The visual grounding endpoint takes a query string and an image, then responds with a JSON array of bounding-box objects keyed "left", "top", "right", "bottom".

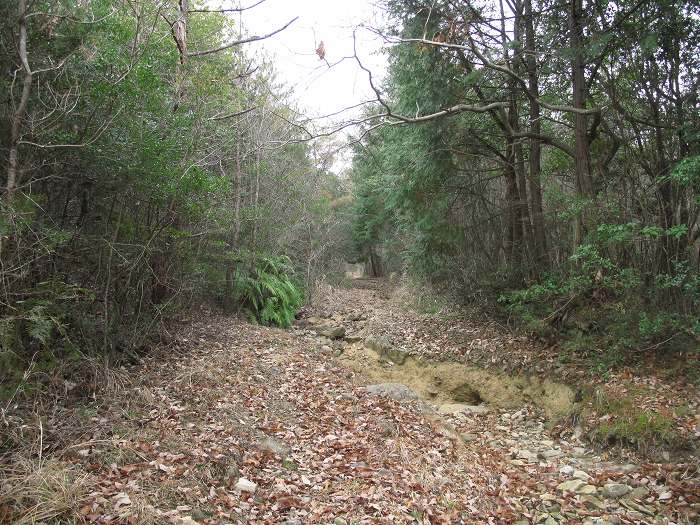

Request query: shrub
[{"left": 231, "top": 254, "right": 304, "bottom": 328}]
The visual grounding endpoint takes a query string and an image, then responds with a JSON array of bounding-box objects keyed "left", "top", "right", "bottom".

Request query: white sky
[{"left": 238, "top": 0, "right": 389, "bottom": 127}]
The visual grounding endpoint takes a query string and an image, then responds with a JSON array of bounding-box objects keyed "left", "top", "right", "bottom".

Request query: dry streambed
[{"left": 296, "top": 307, "right": 699, "bottom": 525}]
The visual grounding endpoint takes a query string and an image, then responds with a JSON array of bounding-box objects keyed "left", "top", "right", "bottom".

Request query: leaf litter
[{"left": 1, "top": 281, "right": 698, "bottom": 524}]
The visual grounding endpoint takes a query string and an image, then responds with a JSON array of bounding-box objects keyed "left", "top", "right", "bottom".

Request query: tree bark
[
  {"left": 6, "top": 0, "right": 33, "bottom": 201},
  {"left": 524, "top": 0, "right": 548, "bottom": 266},
  {"left": 570, "top": 0, "right": 594, "bottom": 249}
]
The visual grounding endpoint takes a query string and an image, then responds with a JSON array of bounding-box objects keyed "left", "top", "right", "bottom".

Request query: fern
[{"left": 231, "top": 254, "right": 304, "bottom": 328}]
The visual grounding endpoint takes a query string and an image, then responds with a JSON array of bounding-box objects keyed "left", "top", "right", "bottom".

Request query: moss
[
  {"left": 587, "top": 393, "right": 681, "bottom": 452},
  {"left": 593, "top": 412, "right": 678, "bottom": 449}
]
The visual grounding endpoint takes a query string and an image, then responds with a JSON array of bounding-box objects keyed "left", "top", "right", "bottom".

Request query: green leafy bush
[
  {"left": 232, "top": 254, "right": 304, "bottom": 328},
  {"left": 498, "top": 223, "right": 700, "bottom": 371}
]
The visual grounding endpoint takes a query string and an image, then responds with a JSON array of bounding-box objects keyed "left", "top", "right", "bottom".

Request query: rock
[
  {"left": 344, "top": 334, "right": 363, "bottom": 343},
  {"left": 364, "top": 383, "right": 419, "bottom": 401},
  {"left": 365, "top": 336, "right": 409, "bottom": 364},
  {"left": 437, "top": 403, "right": 489, "bottom": 415},
  {"left": 333, "top": 518, "right": 348, "bottom": 525},
  {"left": 460, "top": 433, "right": 477, "bottom": 443},
  {"left": 234, "top": 477, "right": 257, "bottom": 493},
  {"left": 602, "top": 483, "right": 632, "bottom": 499},
  {"left": 538, "top": 449, "right": 563, "bottom": 459},
  {"left": 260, "top": 437, "right": 291, "bottom": 458},
  {"left": 544, "top": 517, "right": 557, "bottom": 525},
  {"left": 516, "top": 449, "right": 538, "bottom": 462},
  {"left": 627, "top": 486, "right": 649, "bottom": 500},
  {"left": 580, "top": 495, "right": 606, "bottom": 510},
  {"left": 572, "top": 469, "right": 590, "bottom": 480},
  {"left": 316, "top": 325, "right": 346, "bottom": 339},
  {"left": 576, "top": 484, "right": 598, "bottom": 495},
  {"left": 557, "top": 479, "right": 587, "bottom": 492},
  {"left": 658, "top": 491, "right": 673, "bottom": 501},
  {"left": 559, "top": 465, "right": 575, "bottom": 476}
]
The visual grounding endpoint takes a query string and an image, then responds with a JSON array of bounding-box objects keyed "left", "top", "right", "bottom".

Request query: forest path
[{"left": 14, "top": 281, "right": 697, "bottom": 524}]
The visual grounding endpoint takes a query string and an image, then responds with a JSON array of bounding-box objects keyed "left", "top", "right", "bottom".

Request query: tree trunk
[
  {"left": 524, "top": 0, "right": 548, "bottom": 267},
  {"left": 570, "top": 0, "right": 593, "bottom": 249},
  {"left": 6, "top": 0, "right": 32, "bottom": 201}
]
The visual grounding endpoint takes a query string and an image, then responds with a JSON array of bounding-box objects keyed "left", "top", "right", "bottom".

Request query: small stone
[
  {"left": 539, "top": 449, "right": 563, "bottom": 459},
  {"left": 438, "top": 403, "right": 489, "bottom": 415},
  {"left": 260, "top": 437, "right": 291, "bottom": 458},
  {"left": 572, "top": 469, "right": 590, "bottom": 480},
  {"left": 544, "top": 517, "right": 557, "bottom": 525},
  {"left": 557, "top": 479, "right": 586, "bottom": 492},
  {"left": 627, "top": 486, "right": 649, "bottom": 500},
  {"left": 333, "top": 518, "right": 348, "bottom": 525},
  {"left": 559, "top": 465, "right": 575, "bottom": 476},
  {"left": 602, "top": 483, "right": 632, "bottom": 499},
  {"left": 576, "top": 484, "right": 598, "bottom": 495},
  {"left": 580, "top": 495, "right": 606, "bottom": 510},
  {"left": 316, "top": 325, "right": 346, "bottom": 339},
  {"left": 365, "top": 383, "right": 419, "bottom": 401},
  {"left": 658, "top": 491, "right": 673, "bottom": 501},
  {"left": 234, "top": 477, "right": 257, "bottom": 493}
]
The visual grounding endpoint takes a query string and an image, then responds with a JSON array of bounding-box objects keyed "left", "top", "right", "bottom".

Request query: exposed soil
[{"left": 339, "top": 342, "right": 576, "bottom": 421}]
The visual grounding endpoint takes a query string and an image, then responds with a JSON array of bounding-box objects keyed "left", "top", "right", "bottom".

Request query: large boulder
[{"left": 364, "top": 383, "right": 419, "bottom": 401}]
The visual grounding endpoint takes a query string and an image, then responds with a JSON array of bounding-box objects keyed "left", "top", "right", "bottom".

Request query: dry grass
[
  {"left": 0, "top": 352, "right": 135, "bottom": 524},
  {"left": 0, "top": 457, "right": 91, "bottom": 524}
]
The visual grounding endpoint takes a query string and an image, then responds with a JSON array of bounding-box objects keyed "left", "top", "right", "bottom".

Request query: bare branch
[
  {"left": 208, "top": 106, "right": 258, "bottom": 121},
  {"left": 188, "top": 0, "right": 267, "bottom": 14},
  {"left": 370, "top": 29, "right": 602, "bottom": 116},
  {"left": 189, "top": 17, "right": 298, "bottom": 57}
]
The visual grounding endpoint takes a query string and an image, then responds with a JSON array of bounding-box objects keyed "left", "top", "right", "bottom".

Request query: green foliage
[
  {"left": 232, "top": 254, "right": 304, "bottom": 328},
  {"left": 499, "top": 223, "right": 699, "bottom": 372}
]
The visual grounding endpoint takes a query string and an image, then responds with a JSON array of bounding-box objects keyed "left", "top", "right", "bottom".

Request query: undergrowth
[
  {"left": 499, "top": 229, "right": 700, "bottom": 376},
  {"left": 231, "top": 254, "right": 304, "bottom": 328},
  {"left": 585, "top": 392, "right": 682, "bottom": 453}
]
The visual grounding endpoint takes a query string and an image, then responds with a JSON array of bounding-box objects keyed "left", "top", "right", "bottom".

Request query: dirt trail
[{"left": 3, "top": 280, "right": 698, "bottom": 524}]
